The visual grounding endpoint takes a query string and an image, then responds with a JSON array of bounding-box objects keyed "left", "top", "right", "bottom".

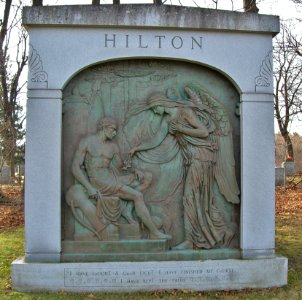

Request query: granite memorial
[{"left": 12, "top": 3, "right": 287, "bottom": 292}]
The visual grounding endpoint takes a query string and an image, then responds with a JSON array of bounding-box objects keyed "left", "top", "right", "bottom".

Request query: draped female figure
[{"left": 127, "top": 86, "right": 240, "bottom": 249}]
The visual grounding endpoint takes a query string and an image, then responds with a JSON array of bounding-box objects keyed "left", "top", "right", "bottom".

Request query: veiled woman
[{"left": 127, "top": 86, "right": 240, "bottom": 249}]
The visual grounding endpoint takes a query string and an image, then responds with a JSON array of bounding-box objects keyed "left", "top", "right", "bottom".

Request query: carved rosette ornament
[
  {"left": 28, "top": 44, "right": 48, "bottom": 84},
  {"left": 255, "top": 51, "right": 273, "bottom": 88}
]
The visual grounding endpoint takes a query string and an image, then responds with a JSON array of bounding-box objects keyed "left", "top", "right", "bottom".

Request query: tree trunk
[
  {"left": 1, "top": 0, "right": 26, "bottom": 182},
  {"left": 10, "top": 159, "right": 15, "bottom": 182},
  {"left": 282, "top": 131, "right": 294, "bottom": 160},
  {"left": 32, "top": 0, "right": 43, "bottom": 6},
  {"left": 243, "top": 0, "right": 259, "bottom": 12}
]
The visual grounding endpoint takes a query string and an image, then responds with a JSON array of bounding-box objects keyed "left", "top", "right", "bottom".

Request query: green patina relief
[{"left": 62, "top": 59, "right": 240, "bottom": 260}]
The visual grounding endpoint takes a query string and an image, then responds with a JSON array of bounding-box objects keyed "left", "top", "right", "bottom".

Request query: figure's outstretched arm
[
  {"left": 129, "top": 121, "right": 169, "bottom": 156},
  {"left": 111, "top": 143, "right": 133, "bottom": 174}
]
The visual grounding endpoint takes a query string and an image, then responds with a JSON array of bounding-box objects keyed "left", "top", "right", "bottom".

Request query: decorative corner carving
[
  {"left": 255, "top": 51, "right": 272, "bottom": 88},
  {"left": 29, "top": 44, "right": 48, "bottom": 84}
]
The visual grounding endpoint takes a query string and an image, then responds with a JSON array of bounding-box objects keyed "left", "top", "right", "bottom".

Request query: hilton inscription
[{"left": 103, "top": 34, "right": 203, "bottom": 50}]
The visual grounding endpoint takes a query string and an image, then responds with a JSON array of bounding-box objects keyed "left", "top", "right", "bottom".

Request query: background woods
[{"left": 0, "top": 0, "right": 27, "bottom": 181}]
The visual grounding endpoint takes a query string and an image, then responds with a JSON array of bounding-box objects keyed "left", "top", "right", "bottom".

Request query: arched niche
[{"left": 61, "top": 58, "right": 241, "bottom": 255}]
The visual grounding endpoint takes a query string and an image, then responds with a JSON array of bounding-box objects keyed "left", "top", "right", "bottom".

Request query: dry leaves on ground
[
  {"left": 0, "top": 205, "right": 24, "bottom": 229},
  {"left": 0, "top": 185, "right": 301, "bottom": 229},
  {"left": 275, "top": 186, "right": 302, "bottom": 216},
  {"left": 0, "top": 185, "right": 24, "bottom": 229},
  {"left": 0, "top": 185, "right": 23, "bottom": 203}
]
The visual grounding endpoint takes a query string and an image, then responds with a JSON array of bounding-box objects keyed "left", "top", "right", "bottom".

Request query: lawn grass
[{"left": 0, "top": 216, "right": 301, "bottom": 299}]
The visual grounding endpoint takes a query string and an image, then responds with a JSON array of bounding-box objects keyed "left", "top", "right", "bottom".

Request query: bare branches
[
  {"left": 274, "top": 22, "right": 302, "bottom": 159},
  {"left": 290, "top": 0, "right": 302, "bottom": 4},
  {"left": 26, "top": 0, "right": 257, "bottom": 12},
  {"left": 32, "top": 0, "right": 43, "bottom": 5},
  {"left": 287, "top": 29, "right": 302, "bottom": 57},
  {"left": 243, "top": 0, "right": 258, "bottom": 12},
  {"left": 0, "top": 0, "right": 27, "bottom": 177},
  {"left": 211, "top": 0, "right": 218, "bottom": 9}
]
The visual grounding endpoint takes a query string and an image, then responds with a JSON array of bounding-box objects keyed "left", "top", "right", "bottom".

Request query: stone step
[
  {"left": 61, "top": 248, "right": 241, "bottom": 263},
  {"left": 62, "top": 239, "right": 169, "bottom": 254}
]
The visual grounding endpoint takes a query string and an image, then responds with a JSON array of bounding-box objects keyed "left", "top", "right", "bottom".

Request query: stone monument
[
  {"left": 275, "top": 167, "right": 285, "bottom": 186},
  {"left": 12, "top": 4, "right": 287, "bottom": 292}
]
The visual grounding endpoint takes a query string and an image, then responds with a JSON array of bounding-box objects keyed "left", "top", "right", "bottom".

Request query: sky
[
  {"left": 40, "top": 0, "right": 301, "bottom": 19},
  {"left": 1, "top": 0, "right": 302, "bottom": 132},
  {"left": 39, "top": 0, "right": 302, "bottom": 133}
]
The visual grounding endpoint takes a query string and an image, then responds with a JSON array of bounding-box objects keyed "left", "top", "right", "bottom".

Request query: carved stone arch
[{"left": 62, "top": 58, "right": 241, "bottom": 251}]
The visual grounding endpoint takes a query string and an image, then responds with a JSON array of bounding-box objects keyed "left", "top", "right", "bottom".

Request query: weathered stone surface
[
  {"left": 22, "top": 4, "right": 279, "bottom": 35},
  {"left": 275, "top": 167, "right": 285, "bottom": 186},
  {"left": 12, "top": 256, "right": 288, "bottom": 292},
  {"left": 240, "top": 95, "right": 275, "bottom": 253},
  {"left": 282, "top": 161, "right": 296, "bottom": 176},
  {"left": 61, "top": 247, "right": 240, "bottom": 263},
  {"left": 0, "top": 165, "right": 11, "bottom": 184},
  {"left": 62, "top": 239, "right": 170, "bottom": 254},
  {"left": 24, "top": 94, "right": 62, "bottom": 263}
]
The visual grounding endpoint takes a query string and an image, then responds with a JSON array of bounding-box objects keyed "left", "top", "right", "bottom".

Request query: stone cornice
[{"left": 23, "top": 4, "right": 279, "bottom": 35}]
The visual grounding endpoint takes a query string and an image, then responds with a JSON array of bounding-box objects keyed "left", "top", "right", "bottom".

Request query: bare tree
[
  {"left": 0, "top": 0, "right": 27, "bottom": 179},
  {"left": 290, "top": 0, "right": 302, "bottom": 5},
  {"left": 288, "top": 33, "right": 302, "bottom": 57},
  {"left": 243, "top": 0, "right": 258, "bottom": 12},
  {"left": 31, "top": 0, "right": 260, "bottom": 11},
  {"left": 286, "top": 1, "right": 302, "bottom": 56},
  {"left": 32, "top": 0, "right": 42, "bottom": 5},
  {"left": 274, "top": 23, "right": 302, "bottom": 160}
]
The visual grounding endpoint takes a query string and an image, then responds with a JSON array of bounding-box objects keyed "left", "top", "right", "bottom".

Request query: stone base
[
  {"left": 282, "top": 161, "right": 296, "bottom": 176},
  {"left": 275, "top": 167, "right": 285, "bottom": 186},
  {"left": 12, "top": 256, "right": 287, "bottom": 292}
]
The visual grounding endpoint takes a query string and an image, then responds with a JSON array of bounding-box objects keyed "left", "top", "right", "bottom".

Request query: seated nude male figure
[{"left": 66, "top": 117, "right": 171, "bottom": 240}]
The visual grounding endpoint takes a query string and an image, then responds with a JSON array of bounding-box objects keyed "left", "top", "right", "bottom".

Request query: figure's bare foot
[
  {"left": 150, "top": 231, "right": 172, "bottom": 240},
  {"left": 172, "top": 240, "right": 193, "bottom": 250}
]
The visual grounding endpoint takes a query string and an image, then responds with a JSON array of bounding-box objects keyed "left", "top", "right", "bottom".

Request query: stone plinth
[{"left": 12, "top": 257, "right": 287, "bottom": 292}]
